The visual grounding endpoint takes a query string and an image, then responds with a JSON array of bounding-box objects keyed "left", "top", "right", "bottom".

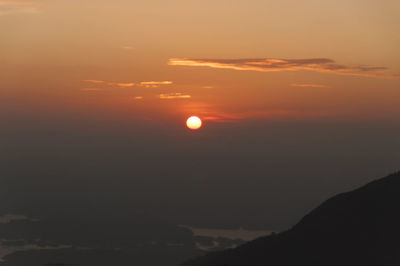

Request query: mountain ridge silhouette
[{"left": 182, "top": 171, "right": 400, "bottom": 266}]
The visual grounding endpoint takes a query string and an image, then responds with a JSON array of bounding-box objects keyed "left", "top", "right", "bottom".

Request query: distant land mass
[{"left": 183, "top": 172, "right": 400, "bottom": 266}]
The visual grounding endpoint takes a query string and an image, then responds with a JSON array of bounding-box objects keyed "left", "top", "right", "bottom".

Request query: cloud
[
  {"left": 115, "top": 82, "right": 135, "bottom": 87},
  {"left": 140, "top": 81, "right": 173, "bottom": 88},
  {"left": 0, "top": 0, "right": 41, "bottom": 16},
  {"left": 0, "top": 214, "right": 39, "bottom": 224},
  {"left": 0, "top": 243, "right": 71, "bottom": 262},
  {"left": 82, "top": 80, "right": 135, "bottom": 91},
  {"left": 134, "top": 96, "right": 143, "bottom": 100},
  {"left": 198, "top": 109, "right": 338, "bottom": 123},
  {"left": 169, "top": 58, "right": 398, "bottom": 78},
  {"left": 83, "top": 80, "right": 172, "bottom": 89},
  {"left": 141, "top": 81, "right": 173, "bottom": 85},
  {"left": 81, "top": 79, "right": 177, "bottom": 92},
  {"left": 83, "top": 80, "right": 105, "bottom": 84},
  {"left": 159, "top": 93, "right": 191, "bottom": 99},
  {"left": 290, "top": 83, "right": 329, "bottom": 88}
]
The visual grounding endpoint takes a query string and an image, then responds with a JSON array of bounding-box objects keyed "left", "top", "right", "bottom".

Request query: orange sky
[
  {"left": 1, "top": 0, "right": 400, "bottom": 128},
  {"left": 2, "top": 0, "right": 400, "bottom": 234}
]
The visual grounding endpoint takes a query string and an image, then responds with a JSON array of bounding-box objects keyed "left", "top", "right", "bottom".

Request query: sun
[{"left": 186, "top": 116, "right": 202, "bottom": 130}]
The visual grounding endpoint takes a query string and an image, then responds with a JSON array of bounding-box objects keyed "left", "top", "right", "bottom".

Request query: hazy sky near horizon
[{"left": 1, "top": 0, "right": 400, "bottom": 230}]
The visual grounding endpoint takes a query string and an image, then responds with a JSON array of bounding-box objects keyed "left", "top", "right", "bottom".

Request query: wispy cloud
[
  {"left": 82, "top": 80, "right": 135, "bottom": 91},
  {"left": 159, "top": 93, "right": 191, "bottom": 99},
  {"left": 0, "top": 0, "right": 41, "bottom": 16},
  {"left": 0, "top": 243, "right": 71, "bottom": 262},
  {"left": 140, "top": 81, "right": 173, "bottom": 88},
  {"left": 197, "top": 109, "right": 337, "bottom": 123},
  {"left": 169, "top": 58, "right": 398, "bottom": 78},
  {"left": 83, "top": 80, "right": 173, "bottom": 89},
  {"left": 290, "top": 83, "right": 329, "bottom": 88},
  {"left": 83, "top": 80, "right": 105, "bottom": 84},
  {"left": 0, "top": 214, "right": 39, "bottom": 224},
  {"left": 115, "top": 82, "right": 135, "bottom": 87},
  {"left": 141, "top": 81, "right": 173, "bottom": 85},
  {"left": 134, "top": 96, "right": 143, "bottom": 100}
]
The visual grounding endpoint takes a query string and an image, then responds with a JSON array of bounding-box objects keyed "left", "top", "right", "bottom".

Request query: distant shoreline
[{"left": 179, "top": 225, "right": 275, "bottom": 242}]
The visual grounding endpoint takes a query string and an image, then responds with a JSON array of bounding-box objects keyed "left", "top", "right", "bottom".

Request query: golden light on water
[{"left": 186, "top": 116, "right": 202, "bottom": 130}]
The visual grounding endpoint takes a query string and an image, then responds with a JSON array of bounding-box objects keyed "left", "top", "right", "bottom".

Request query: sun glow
[{"left": 186, "top": 116, "right": 202, "bottom": 130}]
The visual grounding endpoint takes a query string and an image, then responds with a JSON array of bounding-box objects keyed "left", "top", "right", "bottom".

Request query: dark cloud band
[{"left": 169, "top": 58, "right": 397, "bottom": 78}]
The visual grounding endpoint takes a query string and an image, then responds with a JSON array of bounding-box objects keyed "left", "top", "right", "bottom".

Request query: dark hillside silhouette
[{"left": 183, "top": 172, "right": 400, "bottom": 266}]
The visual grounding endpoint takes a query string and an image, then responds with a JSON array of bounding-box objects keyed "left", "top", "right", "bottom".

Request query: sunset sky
[{"left": 1, "top": 0, "right": 400, "bottom": 231}]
